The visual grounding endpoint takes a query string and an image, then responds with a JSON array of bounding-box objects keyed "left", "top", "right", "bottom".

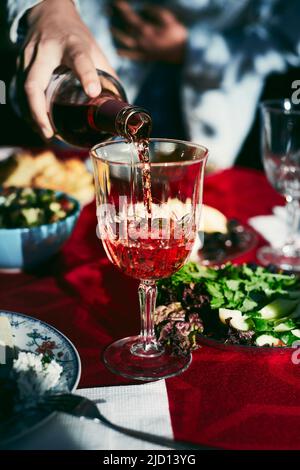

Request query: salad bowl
[{"left": 0, "top": 188, "right": 80, "bottom": 271}]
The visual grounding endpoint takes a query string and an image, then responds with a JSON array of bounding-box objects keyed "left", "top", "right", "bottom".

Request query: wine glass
[
  {"left": 258, "top": 99, "right": 300, "bottom": 271},
  {"left": 91, "top": 138, "right": 208, "bottom": 380}
]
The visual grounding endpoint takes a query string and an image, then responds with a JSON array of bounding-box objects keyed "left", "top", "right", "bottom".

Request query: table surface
[{"left": 1, "top": 166, "right": 299, "bottom": 450}]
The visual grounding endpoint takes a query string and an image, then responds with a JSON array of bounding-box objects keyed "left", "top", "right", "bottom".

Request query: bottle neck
[
  {"left": 115, "top": 105, "right": 152, "bottom": 141},
  {"left": 93, "top": 100, "right": 152, "bottom": 141}
]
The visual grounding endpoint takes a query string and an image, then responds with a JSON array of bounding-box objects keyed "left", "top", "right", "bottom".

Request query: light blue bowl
[{"left": 0, "top": 193, "right": 81, "bottom": 271}]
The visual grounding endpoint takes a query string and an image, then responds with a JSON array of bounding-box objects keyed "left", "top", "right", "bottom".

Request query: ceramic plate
[
  {"left": 190, "top": 223, "right": 258, "bottom": 266},
  {"left": 0, "top": 310, "right": 81, "bottom": 446}
]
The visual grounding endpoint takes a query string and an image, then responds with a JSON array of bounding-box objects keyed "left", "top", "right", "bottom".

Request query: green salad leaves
[{"left": 156, "top": 262, "right": 300, "bottom": 348}]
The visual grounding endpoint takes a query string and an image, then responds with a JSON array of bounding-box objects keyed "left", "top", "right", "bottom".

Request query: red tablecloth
[{"left": 1, "top": 167, "right": 299, "bottom": 450}]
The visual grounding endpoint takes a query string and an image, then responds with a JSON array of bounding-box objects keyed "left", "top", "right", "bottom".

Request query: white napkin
[
  {"left": 8, "top": 381, "right": 173, "bottom": 450},
  {"left": 249, "top": 205, "right": 300, "bottom": 249}
]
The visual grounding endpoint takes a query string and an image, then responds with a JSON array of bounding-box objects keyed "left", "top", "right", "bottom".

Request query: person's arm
[
  {"left": 182, "top": 0, "right": 300, "bottom": 168},
  {"left": 8, "top": 0, "right": 49, "bottom": 44},
  {"left": 7, "top": 0, "right": 116, "bottom": 138}
]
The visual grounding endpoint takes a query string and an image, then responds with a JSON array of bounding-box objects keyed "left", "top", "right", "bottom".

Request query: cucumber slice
[
  {"left": 255, "top": 334, "right": 281, "bottom": 347},
  {"left": 274, "top": 322, "right": 295, "bottom": 332},
  {"left": 21, "top": 207, "right": 41, "bottom": 225},
  {"left": 259, "top": 299, "right": 298, "bottom": 320},
  {"left": 219, "top": 308, "right": 237, "bottom": 325},
  {"left": 291, "top": 329, "right": 300, "bottom": 339},
  {"left": 219, "top": 308, "right": 249, "bottom": 331}
]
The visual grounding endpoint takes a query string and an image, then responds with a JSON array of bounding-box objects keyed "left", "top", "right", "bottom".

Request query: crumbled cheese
[{"left": 13, "top": 352, "right": 63, "bottom": 401}]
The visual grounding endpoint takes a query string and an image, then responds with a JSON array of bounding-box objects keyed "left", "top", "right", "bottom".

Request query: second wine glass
[{"left": 258, "top": 99, "right": 300, "bottom": 271}]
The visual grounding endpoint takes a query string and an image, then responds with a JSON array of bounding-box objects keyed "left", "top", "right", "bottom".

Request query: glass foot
[
  {"left": 257, "top": 246, "right": 300, "bottom": 272},
  {"left": 103, "top": 336, "right": 192, "bottom": 381}
]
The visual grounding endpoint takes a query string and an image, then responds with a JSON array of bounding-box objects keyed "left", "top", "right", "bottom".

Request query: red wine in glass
[{"left": 103, "top": 229, "right": 195, "bottom": 280}]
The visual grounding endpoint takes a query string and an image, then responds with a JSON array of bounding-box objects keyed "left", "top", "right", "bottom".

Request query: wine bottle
[
  {"left": 11, "top": 67, "right": 152, "bottom": 148},
  {"left": 46, "top": 68, "right": 152, "bottom": 147}
]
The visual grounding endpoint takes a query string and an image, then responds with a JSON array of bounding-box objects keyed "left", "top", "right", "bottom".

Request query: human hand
[
  {"left": 111, "top": 1, "right": 187, "bottom": 65},
  {"left": 20, "top": 0, "right": 116, "bottom": 138}
]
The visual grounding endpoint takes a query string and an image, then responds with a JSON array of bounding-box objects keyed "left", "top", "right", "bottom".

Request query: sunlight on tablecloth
[{"left": 8, "top": 380, "right": 173, "bottom": 450}]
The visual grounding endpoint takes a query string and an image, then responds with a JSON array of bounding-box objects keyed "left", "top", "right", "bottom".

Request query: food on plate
[
  {"left": 155, "top": 262, "right": 300, "bottom": 350},
  {"left": 12, "top": 352, "right": 63, "bottom": 401},
  {"left": 0, "top": 351, "right": 63, "bottom": 421},
  {"left": 0, "top": 150, "right": 94, "bottom": 205},
  {"left": 219, "top": 308, "right": 250, "bottom": 331},
  {"left": 199, "top": 205, "right": 256, "bottom": 264},
  {"left": 201, "top": 205, "right": 227, "bottom": 234},
  {"left": 0, "top": 316, "right": 63, "bottom": 422},
  {"left": 154, "top": 302, "right": 204, "bottom": 355},
  {"left": 0, "top": 187, "right": 77, "bottom": 228}
]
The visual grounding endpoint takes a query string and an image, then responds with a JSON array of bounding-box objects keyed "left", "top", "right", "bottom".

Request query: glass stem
[
  {"left": 131, "top": 280, "right": 163, "bottom": 357},
  {"left": 282, "top": 197, "right": 300, "bottom": 254}
]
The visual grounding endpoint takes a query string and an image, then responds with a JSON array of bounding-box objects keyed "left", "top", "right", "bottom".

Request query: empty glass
[{"left": 258, "top": 99, "right": 300, "bottom": 271}]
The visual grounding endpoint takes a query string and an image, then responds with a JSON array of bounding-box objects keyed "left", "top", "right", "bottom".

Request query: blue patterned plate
[{"left": 0, "top": 310, "right": 81, "bottom": 446}]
